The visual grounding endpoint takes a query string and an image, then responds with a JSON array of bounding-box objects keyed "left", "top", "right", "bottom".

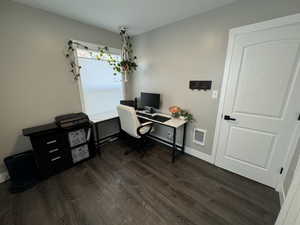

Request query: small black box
[
  {"left": 189, "top": 80, "right": 212, "bottom": 91},
  {"left": 4, "top": 151, "right": 39, "bottom": 193}
]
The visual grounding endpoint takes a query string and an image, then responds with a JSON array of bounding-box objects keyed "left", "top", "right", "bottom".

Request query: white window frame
[{"left": 72, "top": 40, "right": 125, "bottom": 120}]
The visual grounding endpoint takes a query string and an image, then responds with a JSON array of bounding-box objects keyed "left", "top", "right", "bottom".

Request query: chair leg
[
  {"left": 123, "top": 138, "right": 138, "bottom": 155},
  {"left": 140, "top": 137, "right": 148, "bottom": 158},
  {"left": 123, "top": 136, "right": 152, "bottom": 158},
  {"left": 124, "top": 148, "right": 134, "bottom": 155}
]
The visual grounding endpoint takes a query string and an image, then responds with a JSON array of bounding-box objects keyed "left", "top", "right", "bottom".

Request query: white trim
[
  {"left": 275, "top": 144, "right": 300, "bottom": 225},
  {"left": 278, "top": 180, "right": 286, "bottom": 206},
  {"left": 73, "top": 47, "right": 86, "bottom": 113},
  {"left": 211, "top": 14, "right": 236, "bottom": 164},
  {"left": 89, "top": 111, "right": 118, "bottom": 123},
  {"left": 277, "top": 124, "right": 300, "bottom": 192},
  {"left": 149, "top": 134, "right": 214, "bottom": 164},
  {"left": 0, "top": 171, "right": 9, "bottom": 183},
  {"left": 185, "top": 146, "right": 214, "bottom": 164},
  {"left": 72, "top": 39, "right": 121, "bottom": 55}
]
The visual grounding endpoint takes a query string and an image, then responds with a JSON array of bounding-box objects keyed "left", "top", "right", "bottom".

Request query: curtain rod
[{"left": 71, "top": 39, "right": 121, "bottom": 54}]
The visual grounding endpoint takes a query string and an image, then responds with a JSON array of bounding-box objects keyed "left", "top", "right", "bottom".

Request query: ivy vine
[{"left": 65, "top": 29, "right": 137, "bottom": 80}]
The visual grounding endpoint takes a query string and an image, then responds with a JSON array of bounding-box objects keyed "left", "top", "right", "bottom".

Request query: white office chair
[{"left": 117, "top": 105, "right": 153, "bottom": 156}]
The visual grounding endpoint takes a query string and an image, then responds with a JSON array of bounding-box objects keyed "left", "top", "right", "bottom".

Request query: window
[{"left": 76, "top": 47, "right": 124, "bottom": 121}]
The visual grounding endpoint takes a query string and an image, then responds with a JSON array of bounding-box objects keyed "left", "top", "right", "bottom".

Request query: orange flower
[{"left": 169, "top": 106, "right": 181, "bottom": 114}]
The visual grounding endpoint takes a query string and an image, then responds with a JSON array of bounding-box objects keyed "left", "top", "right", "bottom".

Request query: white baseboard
[
  {"left": 0, "top": 171, "right": 9, "bottom": 183},
  {"left": 149, "top": 134, "right": 214, "bottom": 164},
  {"left": 184, "top": 146, "right": 214, "bottom": 164},
  {"left": 277, "top": 181, "right": 286, "bottom": 206}
]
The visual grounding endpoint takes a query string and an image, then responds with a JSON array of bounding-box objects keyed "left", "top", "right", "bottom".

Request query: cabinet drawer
[
  {"left": 41, "top": 134, "right": 60, "bottom": 145},
  {"left": 31, "top": 133, "right": 64, "bottom": 151},
  {"left": 48, "top": 155, "right": 63, "bottom": 163},
  {"left": 35, "top": 150, "right": 72, "bottom": 178},
  {"left": 47, "top": 147, "right": 61, "bottom": 155},
  {"left": 47, "top": 153, "right": 70, "bottom": 174}
]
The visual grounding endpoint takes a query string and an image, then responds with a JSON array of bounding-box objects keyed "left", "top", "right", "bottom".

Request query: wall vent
[{"left": 193, "top": 128, "right": 206, "bottom": 146}]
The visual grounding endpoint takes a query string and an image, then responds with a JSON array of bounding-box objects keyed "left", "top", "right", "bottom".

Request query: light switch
[{"left": 212, "top": 90, "right": 218, "bottom": 99}]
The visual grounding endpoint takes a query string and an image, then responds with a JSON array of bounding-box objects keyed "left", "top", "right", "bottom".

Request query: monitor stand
[{"left": 144, "top": 106, "right": 155, "bottom": 114}]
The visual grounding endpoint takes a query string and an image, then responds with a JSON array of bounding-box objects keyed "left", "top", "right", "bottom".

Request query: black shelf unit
[{"left": 23, "top": 122, "right": 95, "bottom": 179}]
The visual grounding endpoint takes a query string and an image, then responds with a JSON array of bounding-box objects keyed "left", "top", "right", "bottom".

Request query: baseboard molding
[
  {"left": 277, "top": 181, "right": 286, "bottom": 206},
  {"left": 149, "top": 134, "right": 214, "bottom": 164},
  {"left": 0, "top": 171, "right": 9, "bottom": 183},
  {"left": 184, "top": 146, "right": 214, "bottom": 164}
]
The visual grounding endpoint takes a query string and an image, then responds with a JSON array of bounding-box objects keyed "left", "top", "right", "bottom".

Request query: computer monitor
[{"left": 141, "top": 92, "right": 160, "bottom": 109}]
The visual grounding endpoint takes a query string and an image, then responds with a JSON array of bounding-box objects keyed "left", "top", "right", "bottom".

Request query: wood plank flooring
[{"left": 0, "top": 141, "right": 280, "bottom": 225}]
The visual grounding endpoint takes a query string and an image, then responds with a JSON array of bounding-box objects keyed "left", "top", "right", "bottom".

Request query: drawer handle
[
  {"left": 51, "top": 156, "right": 61, "bottom": 162},
  {"left": 49, "top": 148, "right": 59, "bottom": 154},
  {"left": 46, "top": 140, "right": 57, "bottom": 145}
]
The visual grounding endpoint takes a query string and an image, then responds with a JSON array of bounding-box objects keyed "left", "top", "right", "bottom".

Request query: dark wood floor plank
[{"left": 0, "top": 141, "right": 280, "bottom": 225}]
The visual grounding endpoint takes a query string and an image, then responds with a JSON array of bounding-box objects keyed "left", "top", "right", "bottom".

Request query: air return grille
[{"left": 193, "top": 128, "right": 206, "bottom": 146}]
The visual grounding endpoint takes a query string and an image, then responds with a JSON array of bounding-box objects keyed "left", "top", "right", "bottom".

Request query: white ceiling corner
[{"left": 11, "top": 0, "right": 238, "bottom": 35}]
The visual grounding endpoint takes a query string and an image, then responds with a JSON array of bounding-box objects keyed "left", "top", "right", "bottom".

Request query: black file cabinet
[{"left": 23, "top": 123, "right": 95, "bottom": 179}]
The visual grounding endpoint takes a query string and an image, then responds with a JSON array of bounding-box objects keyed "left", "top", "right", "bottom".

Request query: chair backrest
[{"left": 117, "top": 105, "right": 141, "bottom": 138}]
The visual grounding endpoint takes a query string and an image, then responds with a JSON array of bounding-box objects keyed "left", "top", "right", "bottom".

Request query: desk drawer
[
  {"left": 40, "top": 133, "right": 60, "bottom": 145},
  {"left": 48, "top": 155, "right": 64, "bottom": 164},
  {"left": 31, "top": 133, "right": 65, "bottom": 151},
  {"left": 36, "top": 147, "right": 64, "bottom": 163},
  {"left": 47, "top": 153, "right": 72, "bottom": 173},
  {"left": 37, "top": 151, "right": 71, "bottom": 178},
  {"left": 47, "top": 147, "right": 60, "bottom": 154}
]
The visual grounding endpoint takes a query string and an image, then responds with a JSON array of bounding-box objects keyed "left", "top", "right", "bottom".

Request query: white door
[{"left": 215, "top": 14, "right": 300, "bottom": 188}]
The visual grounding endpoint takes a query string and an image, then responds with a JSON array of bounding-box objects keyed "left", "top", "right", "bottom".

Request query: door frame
[
  {"left": 275, "top": 147, "right": 300, "bottom": 225},
  {"left": 211, "top": 13, "right": 300, "bottom": 189}
]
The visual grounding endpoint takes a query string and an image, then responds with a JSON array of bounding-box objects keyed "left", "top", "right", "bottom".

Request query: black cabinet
[{"left": 23, "top": 123, "right": 95, "bottom": 179}]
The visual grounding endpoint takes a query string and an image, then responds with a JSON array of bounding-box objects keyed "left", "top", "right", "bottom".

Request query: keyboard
[
  {"left": 152, "top": 115, "right": 171, "bottom": 122},
  {"left": 136, "top": 112, "right": 153, "bottom": 119},
  {"left": 136, "top": 112, "right": 171, "bottom": 123}
]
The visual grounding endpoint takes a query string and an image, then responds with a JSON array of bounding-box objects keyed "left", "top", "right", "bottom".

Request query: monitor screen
[{"left": 141, "top": 92, "right": 160, "bottom": 109}]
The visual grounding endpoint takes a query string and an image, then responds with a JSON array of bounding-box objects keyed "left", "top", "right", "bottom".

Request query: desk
[
  {"left": 90, "top": 110, "right": 187, "bottom": 162},
  {"left": 136, "top": 111, "right": 187, "bottom": 162}
]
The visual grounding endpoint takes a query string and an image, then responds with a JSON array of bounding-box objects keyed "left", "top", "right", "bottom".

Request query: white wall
[
  {"left": 128, "top": 0, "right": 300, "bottom": 156},
  {"left": 0, "top": 0, "right": 121, "bottom": 172}
]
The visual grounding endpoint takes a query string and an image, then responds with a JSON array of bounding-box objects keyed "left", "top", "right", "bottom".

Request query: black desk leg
[
  {"left": 182, "top": 123, "right": 187, "bottom": 154},
  {"left": 172, "top": 127, "right": 177, "bottom": 163},
  {"left": 93, "top": 122, "right": 101, "bottom": 156}
]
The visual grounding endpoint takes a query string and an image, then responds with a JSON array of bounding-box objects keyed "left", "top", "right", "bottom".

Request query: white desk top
[
  {"left": 89, "top": 111, "right": 118, "bottom": 123},
  {"left": 89, "top": 109, "right": 187, "bottom": 128},
  {"left": 136, "top": 110, "right": 187, "bottom": 128}
]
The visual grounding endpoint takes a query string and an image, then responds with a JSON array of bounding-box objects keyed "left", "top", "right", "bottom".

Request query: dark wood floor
[{"left": 0, "top": 141, "right": 280, "bottom": 225}]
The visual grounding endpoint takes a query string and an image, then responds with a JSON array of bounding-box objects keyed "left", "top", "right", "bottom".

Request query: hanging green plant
[{"left": 65, "top": 28, "right": 137, "bottom": 81}]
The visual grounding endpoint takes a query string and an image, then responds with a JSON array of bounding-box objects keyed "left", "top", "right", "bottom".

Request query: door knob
[{"left": 224, "top": 115, "right": 236, "bottom": 121}]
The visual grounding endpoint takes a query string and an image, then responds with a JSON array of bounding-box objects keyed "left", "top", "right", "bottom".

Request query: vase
[{"left": 123, "top": 71, "right": 128, "bottom": 82}]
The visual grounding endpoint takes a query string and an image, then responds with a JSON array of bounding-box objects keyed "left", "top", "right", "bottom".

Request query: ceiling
[{"left": 12, "top": 0, "right": 237, "bottom": 35}]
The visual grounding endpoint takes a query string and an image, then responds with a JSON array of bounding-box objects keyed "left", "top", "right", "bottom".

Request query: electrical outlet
[{"left": 212, "top": 90, "right": 218, "bottom": 99}]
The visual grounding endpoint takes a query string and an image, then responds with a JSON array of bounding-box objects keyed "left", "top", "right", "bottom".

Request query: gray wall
[
  {"left": 284, "top": 138, "right": 300, "bottom": 194},
  {"left": 0, "top": 0, "right": 121, "bottom": 172},
  {"left": 128, "top": 0, "right": 300, "bottom": 155}
]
